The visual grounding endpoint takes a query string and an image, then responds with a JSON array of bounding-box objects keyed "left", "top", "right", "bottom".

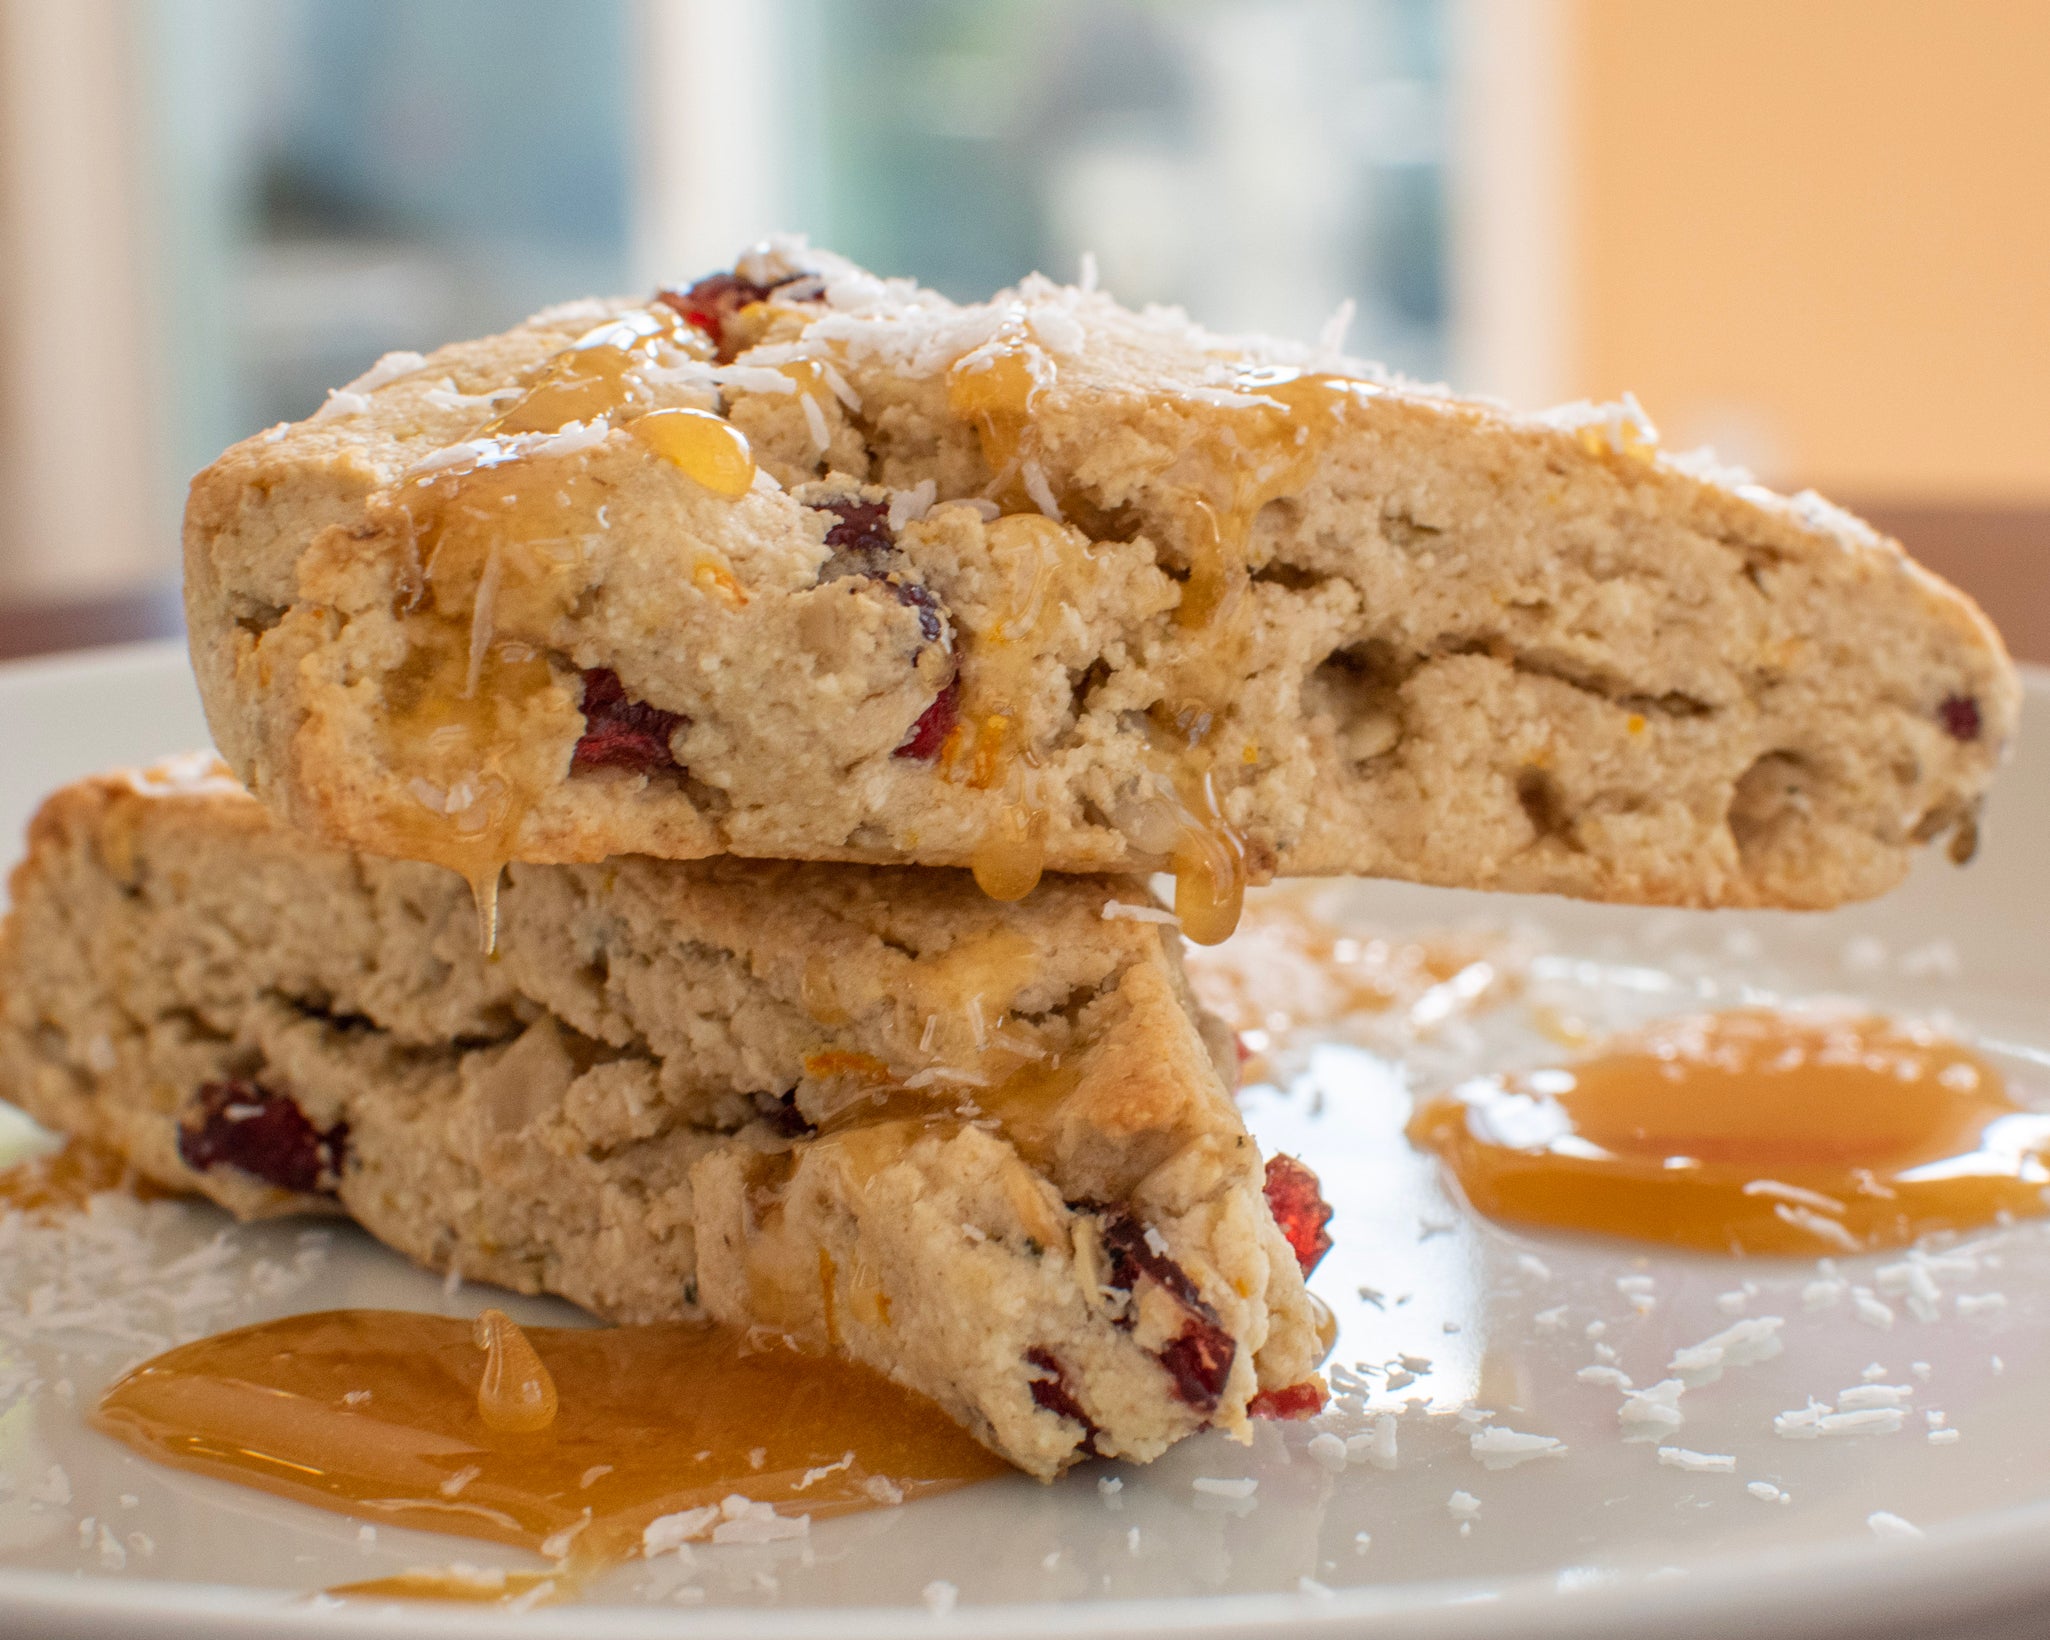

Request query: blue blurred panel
[
  {"left": 278, "top": 0, "right": 631, "bottom": 247},
  {"left": 809, "top": 0, "right": 1449, "bottom": 378}
]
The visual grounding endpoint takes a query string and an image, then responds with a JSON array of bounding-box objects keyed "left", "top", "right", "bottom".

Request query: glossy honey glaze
[
  {"left": 374, "top": 305, "right": 751, "bottom": 945},
  {"left": 1407, "top": 1009, "right": 2050, "bottom": 1255},
  {"left": 93, "top": 1308, "right": 1004, "bottom": 1576},
  {"left": 944, "top": 326, "right": 1372, "bottom": 941}
]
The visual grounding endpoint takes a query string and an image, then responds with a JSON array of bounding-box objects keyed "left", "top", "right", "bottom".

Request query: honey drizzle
[
  {"left": 93, "top": 1310, "right": 1003, "bottom": 1575},
  {"left": 372, "top": 305, "right": 751, "bottom": 950},
  {"left": 473, "top": 1309, "right": 559, "bottom": 1433},
  {"left": 1408, "top": 1009, "right": 2050, "bottom": 1254},
  {"left": 955, "top": 513, "right": 1082, "bottom": 903},
  {"left": 945, "top": 331, "right": 1364, "bottom": 940}
]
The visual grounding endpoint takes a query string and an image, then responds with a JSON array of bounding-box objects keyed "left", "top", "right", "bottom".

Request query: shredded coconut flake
[
  {"left": 710, "top": 364, "right": 797, "bottom": 396},
  {"left": 1803, "top": 1277, "right": 1847, "bottom": 1310},
  {"left": 643, "top": 1507, "right": 719, "bottom": 1555},
  {"left": 710, "top": 1495, "right": 809, "bottom": 1544},
  {"left": 1317, "top": 298, "right": 1356, "bottom": 354},
  {"left": 1669, "top": 1317, "right": 1784, "bottom": 1385},
  {"left": 1102, "top": 901, "right": 1180, "bottom": 927},
  {"left": 1470, "top": 1427, "right": 1567, "bottom": 1469},
  {"left": 342, "top": 351, "right": 428, "bottom": 394},
  {"left": 888, "top": 479, "right": 937, "bottom": 531},
  {"left": 1618, "top": 1379, "right": 1686, "bottom": 1440},
  {"left": 1776, "top": 1399, "right": 1906, "bottom": 1439},
  {"left": 1657, "top": 1447, "right": 1736, "bottom": 1474},
  {"left": 311, "top": 389, "right": 372, "bottom": 421},
  {"left": 1021, "top": 458, "right": 1063, "bottom": 521},
  {"left": 1307, "top": 1432, "right": 1348, "bottom": 1474},
  {"left": 1836, "top": 1384, "right": 1913, "bottom": 1410}
]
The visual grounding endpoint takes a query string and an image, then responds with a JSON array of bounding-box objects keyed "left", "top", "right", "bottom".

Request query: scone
[
  {"left": 0, "top": 760, "right": 1331, "bottom": 1477},
  {"left": 185, "top": 240, "right": 2017, "bottom": 936}
]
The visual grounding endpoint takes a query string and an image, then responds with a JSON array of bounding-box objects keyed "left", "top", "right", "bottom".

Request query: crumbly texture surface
[
  {"left": 186, "top": 241, "right": 2017, "bottom": 912},
  {"left": 0, "top": 764, "right": 1323, "bottom": 1477}
]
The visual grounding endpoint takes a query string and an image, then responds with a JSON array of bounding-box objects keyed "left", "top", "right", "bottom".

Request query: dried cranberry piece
[
  {"left": 895, "top": 678, "right": 960, "bottom": 762},
  {"left": 811, "top": 494, "right": 947, "bottom": 645},
  {"left": 178, "top": 1080, "right": 347, "bottom": 1196},
  {"left": 1096, "top": 1207, "right": 1237, "bottom": 1414},
  {"left": 655, "top": 270, "right": 820, "bottom": 361},
  {"left": 1024, "top": 1347, "right": 1100, "bottom": 1454},
  {"left": 1248, "top": 1381, "right": 1327, "bottom": 1420},
  {"left": 1099, "top": 1208, "right": 1206, "bottom": 1310},
  {"left": 1156, "top": 1318, "right": 1236, "bottom": 1410},
  {"left": 1263, "top": 1154, "right": 1335, "bottom": 1276},
  {"left": 892, "top": 581, "right": 946, "bottom": 645},
  {"left": 572, "top": 668, "right": 688, "bottom": 775},
  {"left": 820, "top": 496, "right": 895, "bottom": 564},
  {"left": 1939, "top": 694, "right": 1982, "bottom": 743}
]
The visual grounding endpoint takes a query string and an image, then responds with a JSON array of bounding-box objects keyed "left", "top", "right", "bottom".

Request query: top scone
[{"left": 186, "top": 238, "right": 2018, "bottom": 938}]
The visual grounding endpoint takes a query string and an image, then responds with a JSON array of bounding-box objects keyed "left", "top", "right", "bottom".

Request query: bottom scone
[{"left": 0, "top": 759, "right": 1331, "bottom": 1477}]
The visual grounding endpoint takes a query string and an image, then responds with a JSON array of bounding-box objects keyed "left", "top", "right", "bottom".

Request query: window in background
[
  {"left": 803, "top": 0, "right": 1448, "bottom": 376},
  {"left": 0, "top": 0, "right": 1447, "bottom": 600},
  {"left": 143, "top": 0, "right": 636, "bottom": 506}
]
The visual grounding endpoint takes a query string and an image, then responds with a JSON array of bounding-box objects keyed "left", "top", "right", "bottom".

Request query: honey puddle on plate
[
  {"left": 93, "top": 1307, "right": 1004, "bottom": 1592},
  {"left": 1408, "top": 1008, "right": 2050, "bottom": 1255}
]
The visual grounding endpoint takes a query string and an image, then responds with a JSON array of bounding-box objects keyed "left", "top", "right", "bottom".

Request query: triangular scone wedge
[
  {"left": 0, "top": 762, "right": 1329, "bottom": 1476},
  {"left": 186, "top": 241, "right": 2015, "bottom": 928}
]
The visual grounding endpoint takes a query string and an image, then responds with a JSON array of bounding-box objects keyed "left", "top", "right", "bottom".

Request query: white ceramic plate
[{"left": 0, "top": 641, "right": 2046, "bottom": 1640}]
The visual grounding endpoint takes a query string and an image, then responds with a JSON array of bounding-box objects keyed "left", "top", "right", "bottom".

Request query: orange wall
[{"left": 1571, "top": 0, "right": 2050, "bottom": 503}]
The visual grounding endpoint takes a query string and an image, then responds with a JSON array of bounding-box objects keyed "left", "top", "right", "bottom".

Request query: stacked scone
[{"left": 0, "top": 239, "right": 2017, "bottom": 1477}]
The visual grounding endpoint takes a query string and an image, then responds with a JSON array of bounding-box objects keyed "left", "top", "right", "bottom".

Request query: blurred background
[{"left": 0, "top": 0, "right": 2043, "bottom": 657}]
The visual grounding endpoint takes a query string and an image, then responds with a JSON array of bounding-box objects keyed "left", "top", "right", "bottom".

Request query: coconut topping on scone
[
  {"left": 0, "top": 765, "right": 1330, "bottom": 1476},
  {"left": 185, "top": 237, "right": 2017, "bottom": 938}
]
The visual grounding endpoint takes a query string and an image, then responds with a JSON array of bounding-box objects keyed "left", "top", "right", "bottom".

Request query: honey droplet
[
  {"left": 631, "top": 407, "right": 755, "bottom": 498},
  {"left": 971, "top": 801, "right": 1047, "bottom": 902},
  {"left": 1408, "top": 1009, "right": 2050, "bottom": 1254},
  {"left": 1167, "top": 768, "right": 1246, "bottom": 946},
  {"left": 485, "top": 307, "right": 697, "bottom": 436},
  {"left": 946, "top": 324, "right": 1042, "bottom": 491},
  {"left": 93, "top": 1310, "right": 1003, "bottom": 1570},
  {"left": 473, "top": 1309, "right": 558, "bottom": 1434}
]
